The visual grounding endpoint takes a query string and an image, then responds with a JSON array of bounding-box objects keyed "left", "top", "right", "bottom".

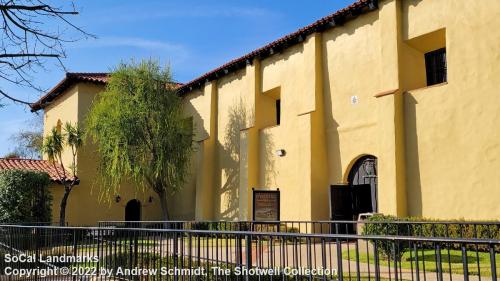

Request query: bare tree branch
[
  {"left": 0, "top": 53, "right": 60, "bottom": 58},
  {"left": 0, "top": 5, "right": 51, "bottom": 11},
  {"left": 0, "top": 88, "right": 31, "bottom": 105},
  {"left": 0, "top": 0, "right": 94, "bottom": 107}
]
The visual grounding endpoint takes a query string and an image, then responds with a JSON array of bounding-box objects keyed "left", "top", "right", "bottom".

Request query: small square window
[
  {"left": 261, "top": 87, "right": 281, "bottom": 129},
  {"left": 425, "top": 48, "right": 447, "bottom": 86}
]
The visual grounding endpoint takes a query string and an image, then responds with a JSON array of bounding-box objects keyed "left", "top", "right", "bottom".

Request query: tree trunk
[
  {"left": 158, "top": 190, "right": 170, "bottom": 221},
  {"left": 59, "top": 188, "right": 71, "bottom": 226}
]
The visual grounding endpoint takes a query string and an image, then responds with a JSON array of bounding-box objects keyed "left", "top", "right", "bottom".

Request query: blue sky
[{"left": 0, "top": 0, "right": 354, "bottom": 156}]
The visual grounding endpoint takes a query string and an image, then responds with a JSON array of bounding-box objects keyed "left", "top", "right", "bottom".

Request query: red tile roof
[
  {"left": 30, "top": 0, "right": 378, "bottom": 109},
  {"left": 0, "top": 158, "right": 78, "bottom": 184},
  {"left": 177, "top": 0, "right": 378, "bottom": 94},
  {"left": 30, "top": 73, "right": 109, "bottom": 112},
  {"left": 30, "top": 72, "right": 184, "bottom": 112}
]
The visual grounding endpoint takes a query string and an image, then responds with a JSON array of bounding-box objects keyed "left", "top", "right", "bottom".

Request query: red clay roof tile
[
  {"left": 30, "top": 72, "right": 183, "bottom": 111},
  {"left": 30, "top": 0, "right": 378, "bottom": 109},
  {"left": 0, "top": 158, "right": 78, "bottom": 184},
  {"left": 30, "top": 73, "right": 109, "bottom": 112},
  {"left": 177, "top": 0, "right": 378, "bottom": 94}
]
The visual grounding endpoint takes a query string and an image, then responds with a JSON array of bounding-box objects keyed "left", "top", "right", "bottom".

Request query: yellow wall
[
  {"left": 215, "top": 69, "right": 250, "bottom": 220},
  {"left": 180, "top": 0, "right": 500, "bottom": 221},
  {"left": 44, "top": 83, "right": 164, "bottom": 226},
  {"left": 402, "top": 0, "right": 500, "bottom": 219},
  {"left": 45, "top": 0, "right": 500, "bottom": 223},
  {"left": 44, "top": 85, "right": 79, "bottom": 169}
]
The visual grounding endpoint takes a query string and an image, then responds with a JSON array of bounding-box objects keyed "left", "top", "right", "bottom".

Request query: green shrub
[
  {"left": 362, "top": 214, "right": 500, "bottom": 257},
  {"left": 363, "top": 214, "right": 500, "bottom": 239},
  {"left": 0, "top": 169, "right": 52, "bottom": 223},
  {"left": 362, "top": 214, "right": 411, "bottom": 259}
]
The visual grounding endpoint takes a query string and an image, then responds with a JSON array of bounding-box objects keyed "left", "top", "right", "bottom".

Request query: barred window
[{"left": 425, "top": 48, "right": 447, "bottom": 86}]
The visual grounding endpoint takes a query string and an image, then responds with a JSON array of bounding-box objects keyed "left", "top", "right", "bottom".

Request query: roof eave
[
  {"left": 30, "top": 73, "right": 108, "bottom": 112},
  {"left": 176, "top": 0, "right": 378, "bottom": 95}
]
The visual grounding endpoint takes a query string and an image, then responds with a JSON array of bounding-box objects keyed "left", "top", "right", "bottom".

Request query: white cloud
[{"left": 74, "top": 37, "right": 186, "bottom": 52}]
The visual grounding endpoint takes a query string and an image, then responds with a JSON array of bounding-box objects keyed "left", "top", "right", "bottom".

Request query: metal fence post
[
  {"left": 72, "top": 229, "right": 77, "bottom": 281},
  {"left": 321, "top": 239, "right": 327, "bottom": 281},
  {"left": 414, "top": 243, "right": 420, "bottom": 281},
  {"left": 435, "top": 243, "right": 443, "bottom": 281},
  {"left": 336, "top": 238, "right": 343, "bottom": 281},
  {"left": 173, "top": 232, "right": 179, "bottom": 281},
  {"left": 237, "top": 235, "right": 243, "bottom": 267},
  {"left": 374, "top": 241, "right": 380, "bottom": 281},
  {"left": 462, "top": 244, "right": 469, "bottom": 281},
  {"left": 34, "top": 227, "right": 39, "bottom": 281},
  {"left": 96, "top": 228, "right": 100, "bottom": 276},
  {"left": 393, "top": 242, "right": 398, "bottom": 281},
  {"left": 490, "top": 244, "right": 497, "bottom": 281},
  {"left": 245, "top": 234, "right": 252, "bottom": 281}
]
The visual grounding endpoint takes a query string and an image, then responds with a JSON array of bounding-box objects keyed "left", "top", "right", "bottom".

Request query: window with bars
[{"left": 425, "top": 48, "right": 447, "bottom": 86}]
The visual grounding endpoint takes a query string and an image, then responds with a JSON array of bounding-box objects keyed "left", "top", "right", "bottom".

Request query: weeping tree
[
  {"left": 42, "top": 122, "right": 82, "bottom": 226},
  {"left": 85, "top": 60, "right": 193, "bottom": 220}
]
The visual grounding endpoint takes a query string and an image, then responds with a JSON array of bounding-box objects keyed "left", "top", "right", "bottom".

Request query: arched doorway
[
  {"left": 125, "top": 199, "right": 141, "bottom": 222},
  {"left": 348, "top": 155, "right": 378, "bottom": 217}
]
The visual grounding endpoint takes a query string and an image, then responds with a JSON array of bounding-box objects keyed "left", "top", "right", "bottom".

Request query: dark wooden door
[
  {"left": 125, "top": 199, "right": 141, "bottom": 222},
  {"left": 329, "top": 185, "right": 355, "bottom": 233},
  {"left": 329, "top": 185, "right": 352, "bottom": 221}
]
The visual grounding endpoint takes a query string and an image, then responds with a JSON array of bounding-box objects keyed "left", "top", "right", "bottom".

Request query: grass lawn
[
  {"left": 343, "top": 248, "right": 500, "bottom": 277},
  {"left": 340, "top": 275, "right": 410, "bottom": 281}
]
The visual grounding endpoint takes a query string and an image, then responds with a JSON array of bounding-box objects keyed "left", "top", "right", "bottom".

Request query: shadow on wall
[
  {"left": 405, "top": 95, "right": 422, "bottom": 215},
  {"left": 260, "top": 128, "right": 277, "bottom": 188},
  {"left": 167, "top": 102, "right": 203, "bottom": 220},
  {"left": 321, "top": 11, "right": 380, "bottom": 185},
  {"left": 321, "top": 60, "right": 342, "bottom": 184},
  {"left": 216, "top": 99, "right": 249, "bottom": 220},
  {"left": 402, "top": 0, "right": 426, "bottom": 40}
]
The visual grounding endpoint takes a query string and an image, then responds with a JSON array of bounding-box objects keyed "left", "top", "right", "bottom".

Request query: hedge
[
  {"left": 0, "top": 169, "right": 52, "bottom": 223},
  {"left": 362, "top": 214, "right": 500, "bottom": 258},
  {"left": 363, "top": 214, "right": 500, "bottom": 239}
]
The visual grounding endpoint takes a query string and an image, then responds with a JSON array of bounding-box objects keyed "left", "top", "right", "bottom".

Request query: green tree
[
  {"left": 8, "top": 114, "right": 44, "bottom": 159},
  {"left": 0, "top": 169, "right": 52, "bottom": 223},
  {"left": 85, "top": 60, "right": 193, "bottom": 220},
  {"left": 42, "top": 122, "right": 82, "bottom": 226},
  {"left": 3, "top": 152, "right": 21, "bottom": 159}
]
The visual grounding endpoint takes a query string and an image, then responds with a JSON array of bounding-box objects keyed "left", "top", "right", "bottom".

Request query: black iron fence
[
  {"left": 0, "top": 224, "right": 498, "bottom": 281},
  {"left": 99, "top": 220, "right": 500, "bottom": 239}
]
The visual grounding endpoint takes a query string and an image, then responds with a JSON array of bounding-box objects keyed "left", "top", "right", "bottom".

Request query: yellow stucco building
[{"left": 30, "top": 0, "right": 500, "bottom": 225}]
